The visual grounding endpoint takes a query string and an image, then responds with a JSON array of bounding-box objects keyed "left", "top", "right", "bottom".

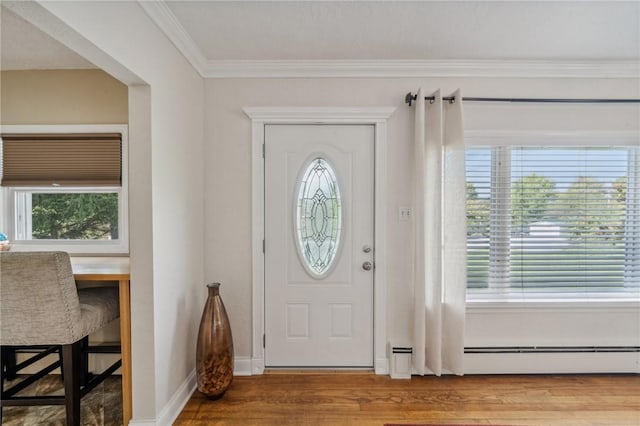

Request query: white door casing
[
  {"left": 265, "top": 124, "right": 374, "bottom": 367},
  {"left": 244, "top": 107, "right": 395, "bottom": 375}
]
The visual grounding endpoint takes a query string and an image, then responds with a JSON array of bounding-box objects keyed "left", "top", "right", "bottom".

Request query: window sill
[
  {"left": 7, "top": 240, "right": 128, "bottom": 256},
  {"left": 466, "top": 298, "right": 640, "bottom": 313}
]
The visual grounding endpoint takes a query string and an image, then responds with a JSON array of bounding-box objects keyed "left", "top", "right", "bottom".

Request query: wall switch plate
[{"left": 399, "top": 207, "right": 411, "bottom": 221}]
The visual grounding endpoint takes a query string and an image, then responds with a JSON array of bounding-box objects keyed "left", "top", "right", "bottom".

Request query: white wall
[
  {"left": 7, "top": 2, "right": 205, "bottom": 422},
  {"left": 204, "top": 77, "right": 640, "bottom": 367}
]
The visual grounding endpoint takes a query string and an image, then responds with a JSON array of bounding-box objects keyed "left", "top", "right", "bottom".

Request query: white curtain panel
[{"left": 412, "top": 88, "right": 467, "bottom": 376}]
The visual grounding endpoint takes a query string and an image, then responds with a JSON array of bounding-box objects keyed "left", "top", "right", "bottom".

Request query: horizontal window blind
[
  {"left": 1, "top": 133, "right": 122, "bottom": 187},
  {"left": 466, "top": 146, "right": 639, "bottom": 297},
  {"left": 466, "top": 148, "right": 492, "bottom": 289}
]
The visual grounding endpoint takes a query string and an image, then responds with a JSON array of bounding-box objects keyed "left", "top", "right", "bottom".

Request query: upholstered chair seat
[{"left": 0, "top": 251, "right": 121, "bottom": 426}]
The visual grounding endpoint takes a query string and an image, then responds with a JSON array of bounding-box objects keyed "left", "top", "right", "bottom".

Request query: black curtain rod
[{"left": 404, "top": 92, "right": 640, "bottom": 107}]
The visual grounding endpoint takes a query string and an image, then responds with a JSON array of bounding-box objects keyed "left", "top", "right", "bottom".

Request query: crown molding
[
  {"left": 202, "top": 59, "right": 640, "bottom": 79},
  {"left": 138, "top": 0, "right": 207, "bottom": 75},
  {"left": 140, "top": 1, "right": 640, "bottom": 80}
]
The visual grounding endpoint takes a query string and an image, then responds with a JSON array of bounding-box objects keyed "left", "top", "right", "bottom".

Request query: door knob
[{"left": 362, "top": 261, "right": 373, "bottom": 271}]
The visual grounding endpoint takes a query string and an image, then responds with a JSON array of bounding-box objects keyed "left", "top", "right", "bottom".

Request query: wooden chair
[{"left": 0, "top": 251, "right": 121, "bottom": 426}]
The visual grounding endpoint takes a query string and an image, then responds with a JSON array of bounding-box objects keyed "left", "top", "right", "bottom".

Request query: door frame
[{"left": 244, "top": 107, "right": 395, "bottom": 375}]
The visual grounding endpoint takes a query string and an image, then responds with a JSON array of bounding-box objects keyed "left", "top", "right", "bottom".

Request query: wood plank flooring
[{"left": 175, "top": 372, "right": 640, "bottom": 426}]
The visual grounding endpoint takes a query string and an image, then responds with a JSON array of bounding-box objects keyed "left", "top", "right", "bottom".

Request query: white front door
[{"left": 264, "top": 124, "right": 374, "bottom": 367}]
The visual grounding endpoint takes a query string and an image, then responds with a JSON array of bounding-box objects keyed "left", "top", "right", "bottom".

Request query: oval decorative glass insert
[{"left": 295, "top": 157, "right": 342, "bottom": 278}]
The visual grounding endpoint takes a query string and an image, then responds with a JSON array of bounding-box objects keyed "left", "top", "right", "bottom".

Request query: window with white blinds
[{"left": 466, "top": 144, "right": 639, "bottom": 299}]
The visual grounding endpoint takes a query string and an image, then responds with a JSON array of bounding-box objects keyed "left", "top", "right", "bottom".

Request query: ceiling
[
  {"left": 164, "top": 1, "right": 639, "bottom": 61},
  {"left": 2, "top": 1, "right": 639, "bottom": 76}
]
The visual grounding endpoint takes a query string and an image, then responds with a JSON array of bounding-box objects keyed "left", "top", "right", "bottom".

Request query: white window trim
[
  {"left": 465, "top": 129, "right": 640, "bottom": 303},
  {"left": 0, "top": 124, "right": 129, "bottom": 255},
  {"left": 465, "top": 130, "right": 640, "bottom": 147}
]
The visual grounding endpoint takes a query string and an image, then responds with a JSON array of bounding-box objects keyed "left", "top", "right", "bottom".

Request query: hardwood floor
[{"left": 174, "top": 372, "right": 640, "bottom": 425}]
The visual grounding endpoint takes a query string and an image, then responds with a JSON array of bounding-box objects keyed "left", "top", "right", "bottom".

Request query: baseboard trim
[
  {"left": 128, "top": 420, "right": 156, "bottom": 426},
  {"left": 234, "top": 356, "right": 252, "bottom": 376},
  {"left": 375, "top": 357, "right": 389, "bottom": 375},
  {"left": 136, "top": 358, "right": 251, "bottom": 426},
  {"left": 155, "top": 369, "right": 196, "bottom": 426},
  {"left": 251, "top": 357, "right": 265, "bottom": 375},
  {"left": 464, "top": 351, "right": 640, "bottom": 374}
]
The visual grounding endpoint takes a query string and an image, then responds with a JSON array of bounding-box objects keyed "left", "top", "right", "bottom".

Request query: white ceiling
[
  {"left": 165, "top": 1, "right": 640, "bottom": 61},
  {"left": 2, "top": 1, "right": 639, "bottom": 77}
]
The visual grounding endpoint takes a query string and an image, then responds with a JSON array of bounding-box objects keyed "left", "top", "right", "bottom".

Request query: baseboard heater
[{"left": 465, "top": 346, "right": 640, "bottom": 354}]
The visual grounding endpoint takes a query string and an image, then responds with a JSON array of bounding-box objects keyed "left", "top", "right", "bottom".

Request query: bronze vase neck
[{"left": 207, "top": 282, "right": 220, "bottom": 296}]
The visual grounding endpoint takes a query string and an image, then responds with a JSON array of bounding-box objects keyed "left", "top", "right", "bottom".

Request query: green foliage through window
[{"left": 31, "top": 193, "right": 118, "bottom": 240}]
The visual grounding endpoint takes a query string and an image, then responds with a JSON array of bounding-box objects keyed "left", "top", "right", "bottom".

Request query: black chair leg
[
  {"left": 61, "top": 342, "right": 82, "bottom": 426},
  {"left": 0, "top": 349, "right": 4, "bottom": 426},
  {"left": 1, "top": 347, "right": 17, "bottom": 380},
  {"left": 80, "top": 336, "right": 90, "bottom": 386}
]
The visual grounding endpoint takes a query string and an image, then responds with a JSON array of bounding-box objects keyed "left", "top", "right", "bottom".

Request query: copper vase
[{"left": 196, "top": 282, "right": 234, "bottom": 399}]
